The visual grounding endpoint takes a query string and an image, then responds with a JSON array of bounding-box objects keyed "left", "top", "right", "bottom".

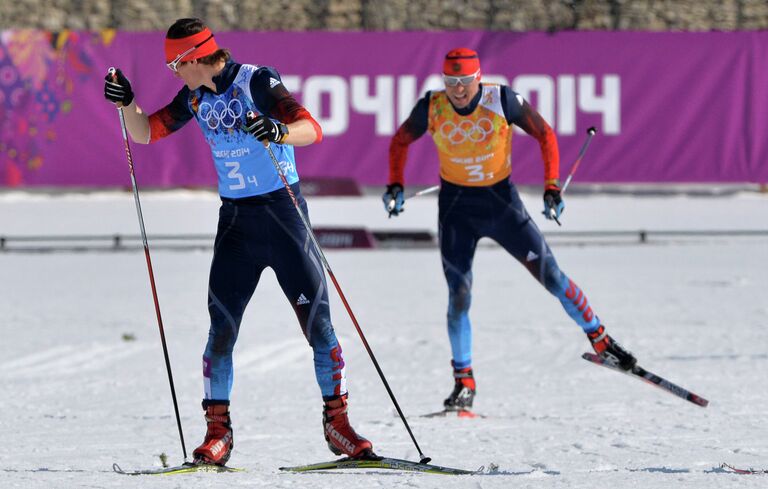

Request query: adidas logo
[
  {"left": 269, "top": 77, "right": 281, "bottom": 88},
  {"left": 457, "top": 388, "right": 474, "bottom": 401},
  {"left": 296, "top": 293, "right": 310, "bottom": 305},
  {"left": 526, "top": 250, "right": 539, "bottom": 262}
]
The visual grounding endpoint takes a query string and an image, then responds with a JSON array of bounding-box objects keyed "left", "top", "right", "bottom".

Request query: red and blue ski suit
[
  {"left": 148, "top": 60, "right": 346, "bottom": 403},
  {"left": 389, "top": 84, "right": 601, "bottom": 370}
]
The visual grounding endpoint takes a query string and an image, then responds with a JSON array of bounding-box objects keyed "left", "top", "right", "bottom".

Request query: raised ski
[
  {"left": 582, "top": 352, "right": 709, "bottom": 407},
  {"left": 720, "top": 463, "right": 768, "bottom": 474}
]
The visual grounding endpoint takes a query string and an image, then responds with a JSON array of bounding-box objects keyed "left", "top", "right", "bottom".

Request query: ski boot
[
  {"left": 587, "top": 325, "right": 637, "bottom": 371},
  {"left": 444, "top": 365, "right": 476, "bottom": 411},
  {"left": 193, "top": 402, "right": 233, "bottom": 465},
  {"left": 323, "top": 394, "right": 374, "bottom": 459}
]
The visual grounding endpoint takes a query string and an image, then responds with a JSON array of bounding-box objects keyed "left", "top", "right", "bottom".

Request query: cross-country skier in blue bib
[{"left": 104, "top": 18, "right": 373, "bottom": 465}]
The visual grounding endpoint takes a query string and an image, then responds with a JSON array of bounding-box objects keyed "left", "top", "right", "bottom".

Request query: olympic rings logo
[
  {"left": 439, "top": 118, "right": 494, "bottom": 144},
  {"left": 199, "top": 99, "right": 243, "bottom": 129}
]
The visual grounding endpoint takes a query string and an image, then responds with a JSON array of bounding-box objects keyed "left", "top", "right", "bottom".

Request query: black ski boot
[{"left": 443, "top": 366, "right": 476, "bottom": 411}]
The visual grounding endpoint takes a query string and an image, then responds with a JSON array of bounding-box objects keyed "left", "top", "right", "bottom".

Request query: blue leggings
[
  {"left": 438, "top": 179, "right": 600, "bottom": 370},
  {"left": 203, "top": 184, "right": 345, "bottom": 403}
]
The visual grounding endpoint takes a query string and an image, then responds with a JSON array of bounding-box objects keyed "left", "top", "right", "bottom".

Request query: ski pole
[
  {"left": 251, "top": 113, "right": 431, "bottom": 464},
  {"left": 386, "top": 185, "right": 439, "bottom": 215},
  {"left": 547, "top": 126, "right": 597, "bottom": 226},
  {"left": 408, "top": 185, "right": 439, "bottom": 200},
  {"left": 561, "top": 126, "right": 597, "bottom": 195},
  {"left": 108, "top": 68, "right": 188, "bottom": 462}
]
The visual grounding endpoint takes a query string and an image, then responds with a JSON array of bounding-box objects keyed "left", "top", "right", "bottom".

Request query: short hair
[{"left": 166, "top": 18, "right": 230, "bottom": 65}]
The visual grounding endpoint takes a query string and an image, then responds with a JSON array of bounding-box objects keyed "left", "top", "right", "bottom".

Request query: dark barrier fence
[{"left": 2, "top": 229, "right": 766, "bottom": 252}]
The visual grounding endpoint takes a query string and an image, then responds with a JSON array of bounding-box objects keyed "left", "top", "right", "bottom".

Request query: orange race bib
[{"left": 428, "top": 85, "right": 512, "bottom": 186}]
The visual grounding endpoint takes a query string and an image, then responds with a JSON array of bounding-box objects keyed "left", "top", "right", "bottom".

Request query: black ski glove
[
  {"left": 104, "top": 68, "right": 134, "bottom": 106},
  {"left": 382, "top": 183, "right": 405, "bottom": 217},
  {"left": 245, "top": 112, "right": 289, "bottom": 144},
  {"left": 542, "top": 184, "right": 565, "bottom": 220}
]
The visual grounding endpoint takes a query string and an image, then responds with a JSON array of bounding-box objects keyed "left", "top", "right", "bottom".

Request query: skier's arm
[
  {"left": 120, "top": 102, "right": 151, "bottom": 144},
  {"left": 389, "top": 92, "right": 430, "bottom": 185},
  {"left": 502, "top": 86, "right": 560, "bottom": 185},
  {"left": 103, "top": 68, "right": 151, "bottom": 144},
  {"left": 273, "top": 116, "right": 319, "bottom": 147},
  {"left": 503, "top": 86, "right": 563, "bottom": 220},
  {"left": 146, "top": 88, "right": 195, "bottom": 143},
  {"left": 250, "top": 67, "right": 322, "bottom": 147}
]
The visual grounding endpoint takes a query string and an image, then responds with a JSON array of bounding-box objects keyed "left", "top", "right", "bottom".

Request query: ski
[
  {"left": 112, "top": 461, "right": 244, "bottom": 476},
  {"left": 721, "top": 463, "right": 768, "bottom": 474},
  {"left": 279, "top": 456, "right": 476, "bottom": 475},
  {"left": 582, "top": 352, "right": 709, "bottom": 407},
  {"left": 421, "top": 409, "right": 485, "bottom": 419}
]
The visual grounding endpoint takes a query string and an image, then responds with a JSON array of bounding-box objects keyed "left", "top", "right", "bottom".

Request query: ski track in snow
[
  {"left": 1, "top": 343, "right": 153, "bottom": 378},
  {"left": 235, "top": 337, "right": 312, "bottom": 375},
  {"left": 1, "top": 192, "right": 767, "bottom": 488}
]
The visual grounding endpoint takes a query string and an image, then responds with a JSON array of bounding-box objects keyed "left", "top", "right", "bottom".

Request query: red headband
[
  {"left": 164, "top": 28, "right": 219, "bottom": 63},
  {"left": 443, "top": 48, "right": 481, "bottom": 76}
]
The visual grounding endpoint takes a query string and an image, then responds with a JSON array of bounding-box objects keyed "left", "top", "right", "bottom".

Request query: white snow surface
[{"left": 1, "top": 188, "right": 767, "bottom": 488}]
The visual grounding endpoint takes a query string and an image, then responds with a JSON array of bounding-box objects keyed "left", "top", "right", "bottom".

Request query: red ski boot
[
  {"left": 323, "top": 394, "right": 374, "bottom": 458},
  {"left": 193, "top": 403, "right": 233, "bottom": 465},
  {"left": 587, "top": 325, "right": 637, "bottom": 371}
]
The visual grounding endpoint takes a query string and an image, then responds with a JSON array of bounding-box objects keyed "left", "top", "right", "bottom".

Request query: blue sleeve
[
  {"left": 248, "top": 65, "right": 315, "bottom": 126},
  {"left": 500, "top": 85, "right": 524, "bottom": 126},
  {"left": 248, "top": 66, "right": 286, "bottom": 115}
]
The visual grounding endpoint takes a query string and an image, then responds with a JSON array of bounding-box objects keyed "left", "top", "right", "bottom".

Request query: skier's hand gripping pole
[
  {"left": 543, "top": 126, "right": 597, "bottom": 226},
  {"left": 247, "top": 111, "right": 431, "bottom": 464},
  {"left": 108, "top": 68, "right": 188, "bottom": 462},
  {"left": 383, "top": 183, "right": 405, "bottom": 217},
  {"left": 382, "top": 184, "right": 439, "bottom": 218}
]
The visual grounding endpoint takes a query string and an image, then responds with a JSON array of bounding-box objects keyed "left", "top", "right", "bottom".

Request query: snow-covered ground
[{"left": 1, "top": 188, "right": 767, "bottom": 488}]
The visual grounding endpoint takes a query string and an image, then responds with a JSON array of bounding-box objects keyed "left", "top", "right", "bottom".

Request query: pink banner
[{"left": 1, "top": 30, "right": 766, "bottom": 188}]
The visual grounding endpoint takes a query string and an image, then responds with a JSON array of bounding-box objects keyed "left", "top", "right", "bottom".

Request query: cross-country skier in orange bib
[{"left": 383, "top": 48, "right": 638, "bottom": 414}]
